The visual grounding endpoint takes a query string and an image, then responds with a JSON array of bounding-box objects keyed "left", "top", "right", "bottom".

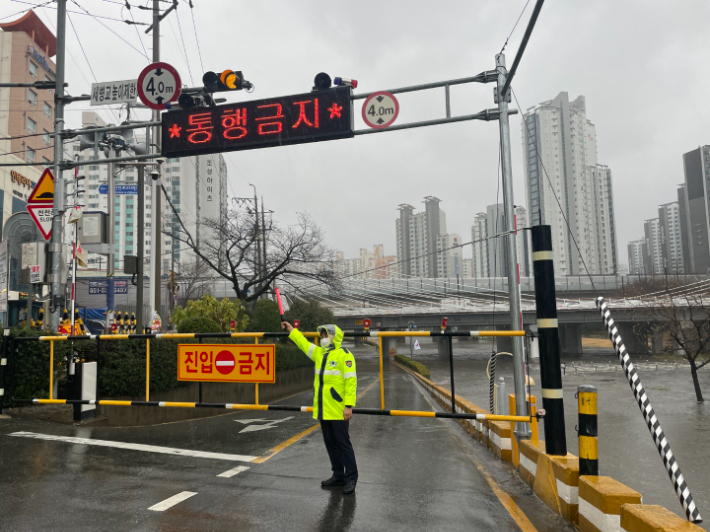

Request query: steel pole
[
  {"left": 136, "top": 128, "right": 148, "bottom": 331},
  {"left": 151, "top": 0, "right": 162, "bottom": 329},
  {"left": 49, "top": 0, "right": 67, "bottom": 332},
  {"left": 107, "top": 153, "right": 115, "bottom": 313},
  {"left": 495, "top": 53, "right": 530, "bottom": 440}
]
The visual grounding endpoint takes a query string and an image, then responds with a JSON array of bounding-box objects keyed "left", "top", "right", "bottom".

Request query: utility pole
[
  {"left": 106, "top": 151, "right": 115, "bottom": 314},
  {"left": 49, "top": 0, "right": 67, "bottom": 332},
  {"left": 150, "top": 0, "right": 162, "bottom": 327},
  {"left": 495, "top": 52, "right": 530, "bottom": 440}
]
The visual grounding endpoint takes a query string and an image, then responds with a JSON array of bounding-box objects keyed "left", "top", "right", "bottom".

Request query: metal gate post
[{"left": 531, "top": 224, "right": 567, "bottom": 455}]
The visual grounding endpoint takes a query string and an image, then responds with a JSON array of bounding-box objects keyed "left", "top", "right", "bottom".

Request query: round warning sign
[
  {"left": 362, "top": 91, "right": 399, "bottom": 129},
  {"left": 137, "top": 62, "right": 181, "bottom": 110},
  {"left": 215, "top": 350, "right": 236, "bottom": 375}
]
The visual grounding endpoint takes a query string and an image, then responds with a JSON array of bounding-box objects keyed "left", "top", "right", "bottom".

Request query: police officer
[{"left": 282, "top": 321, "right": 358, "bottom": 495}]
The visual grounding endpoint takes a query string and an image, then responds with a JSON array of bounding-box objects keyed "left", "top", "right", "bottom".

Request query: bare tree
[
  {"left": 162, "top": 186, "right": 340, "bottom": 304},
  {"left": 627, "top": 277, "right": 710, "bottom": 401},
  {"left": 175, "top": 259, "right": 212, "bottom": 306}
]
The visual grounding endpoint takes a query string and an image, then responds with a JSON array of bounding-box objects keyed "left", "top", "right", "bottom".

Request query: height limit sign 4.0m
[
  {"left": 137, "top": 62, "right": 181, "bottom": 110},
  {"left": 362, "top": 91, "right": 399, "bottom": 129}
]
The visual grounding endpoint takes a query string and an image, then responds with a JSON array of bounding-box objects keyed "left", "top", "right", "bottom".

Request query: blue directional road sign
[
  {"left": 115, "top": 184, "right": 138, "bottom": 195},
  {"left": 99, "top": 184, "right": 108, "bottom": 194}
]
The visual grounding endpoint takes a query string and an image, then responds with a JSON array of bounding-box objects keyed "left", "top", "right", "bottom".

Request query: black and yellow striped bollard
[{"left": 578, "top": 384, "right": 598, "bottom": 476}]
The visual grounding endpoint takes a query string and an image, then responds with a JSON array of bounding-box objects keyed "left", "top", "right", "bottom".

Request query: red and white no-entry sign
[
  {"left": 215, "top": 350, "right": 236, "bottom": 375},
  {"left": 362, "top": 91, "right": 399, "bottom": 129}
]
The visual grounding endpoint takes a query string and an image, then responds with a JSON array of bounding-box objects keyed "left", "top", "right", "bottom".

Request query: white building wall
[
  {"left": 523, "top": 92, "right": 616, "bottom": 277},
  {"left": 627, "top": 239, "right": 644, "bottom": 274},
  {"left": 471, "top": 212, "right": 488, "bottom": 278}
]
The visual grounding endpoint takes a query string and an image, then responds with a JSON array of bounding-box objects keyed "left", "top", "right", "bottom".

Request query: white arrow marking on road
[{"left": 235, "top": 417, "right": 294, "bottom": 433}]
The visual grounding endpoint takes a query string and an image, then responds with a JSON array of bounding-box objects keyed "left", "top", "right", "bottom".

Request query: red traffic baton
[{"left": 275, "top": 287, "right": 285, "bottom": 322}]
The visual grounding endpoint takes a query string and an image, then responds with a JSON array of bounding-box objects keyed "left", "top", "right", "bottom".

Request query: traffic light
[{"left": 202, "top": 70, "right": 246, "bottom": 92}]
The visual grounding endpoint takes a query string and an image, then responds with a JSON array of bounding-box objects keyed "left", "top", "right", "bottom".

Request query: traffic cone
[
  {"left": 116, "top": 311, "right": 124, "bottom": 334},
  {"left": 38, "top": 308, "right": 44, "bottom": 329},
  {"left": 130, "top": 312, "right": 137, "bottom": 334}
]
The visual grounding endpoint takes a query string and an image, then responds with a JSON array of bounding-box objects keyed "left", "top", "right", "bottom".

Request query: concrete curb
[
  {"left": 621, "top": 504, "right": 704, "bottom": 531},
  {"left": 391, "top": 361, "right": 700, "bottom": 531},
  {"left": 579, "top": 476, "right": 641, "bottom": 531}
]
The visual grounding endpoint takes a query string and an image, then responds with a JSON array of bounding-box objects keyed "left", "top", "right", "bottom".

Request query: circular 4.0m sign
[
  {"left": 137, "top": 62, "right": 181, "bottom": 110},
  {"left": 362, "top": 91, "right": 399, "bottom": 129}
]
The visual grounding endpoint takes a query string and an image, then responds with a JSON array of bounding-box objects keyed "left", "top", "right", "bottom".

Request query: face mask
[{"left": 320, "top": 337, "right": 331, "bottom": 348}]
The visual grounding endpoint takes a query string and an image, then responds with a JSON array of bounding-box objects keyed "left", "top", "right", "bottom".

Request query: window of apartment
[
  {"left": 42, "top": 156, "right": 50, "bottom": 164},
  {"left": 89, "top": 203, "right": 98, "bottom": 208},
  {"left": 43, "top": 102, "right": 52, "bottom": 119},
  {"left": 28, "top": 89, "right": 37, "bottom": 106},
  {"left": 29, "top": 61, "right": 38, "bottom": 77},
  {"left": 27, "top": 117, "right": 37, "bottom": 134},
  {"left": 26, "top": 147, "right": 35, "bottom": 163},
  {"left": 89, "top": 165, "right": 99, "bottom": 171},
  {"left": 43, "top": 130, "right": 50, "bottom": 145},
  {"left": 89, "top": 184, "right": 98, "bottom": 190}
]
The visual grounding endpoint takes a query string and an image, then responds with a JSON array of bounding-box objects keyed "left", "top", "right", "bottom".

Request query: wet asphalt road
[
  {"left": 415, "top": 338, "right": 710, "bottom": 529},
  {"left": 0, "top": 348, "right": 571, "bottom": 532}
]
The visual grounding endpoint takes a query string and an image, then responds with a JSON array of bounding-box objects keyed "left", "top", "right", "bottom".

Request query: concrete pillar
[
  {"left": 381, "top": 337, "right": 396, "bottom": 363},
  {"left": 558, "top": 324, "right": 583, "bottom": 356},
  {"left": 495, "top": 326, "right": 514, "bottom": 354},
  {"left": 615, "top": 323, "right": 649, "bottom": 355},
  {"left": 437, "top": 336, "right": 450, "bottom": 360}
]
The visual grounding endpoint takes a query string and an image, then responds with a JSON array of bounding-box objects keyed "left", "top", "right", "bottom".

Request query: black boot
[
  {"left": 321, "top": 476, "right": 346, "bottom": 487},
  {"left": 342, "top": 481, "right": 356, "bottom": 495}
]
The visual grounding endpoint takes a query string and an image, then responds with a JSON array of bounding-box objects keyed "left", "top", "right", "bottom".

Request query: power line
[
  {"left": 123, "top": 2, "right": 149, "bottom": 57},
  {"left": 185, "top": 0, "right": 204, "bottom": 72},
  {"left": 0, "top": 0, "right": 55, "bottom": 21},
  {"left": 174, "top": 5, "right": 195, "bottom": 86},
  {"left": 9, "top": 0, "right": 146, "bottom": 24},
  {"left": 67, "top": 13, "right": 98, "bottom": 82},
  {"left": 500, "top": 0, "right": 531, "bottom": 54},
  {"left": 69, "top": 0, "right": 150, "bottom": 59}
]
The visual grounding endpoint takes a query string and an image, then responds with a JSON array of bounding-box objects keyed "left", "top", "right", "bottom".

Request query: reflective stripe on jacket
[{"left": 289, "top": 326, "right": 357, "bottom": 420}]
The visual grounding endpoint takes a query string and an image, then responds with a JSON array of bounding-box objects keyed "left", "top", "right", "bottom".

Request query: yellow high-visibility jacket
[{"left": 289, "top": 325, "right": 357, "bottom": 421}]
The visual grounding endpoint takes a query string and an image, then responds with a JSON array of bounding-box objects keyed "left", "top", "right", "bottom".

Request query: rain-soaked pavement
[
  {"left": 0, "top": 346, "right": 573, "bottom": 532},
  {"left": 408, "top": 337, "right": 710, "bottom": 530}
]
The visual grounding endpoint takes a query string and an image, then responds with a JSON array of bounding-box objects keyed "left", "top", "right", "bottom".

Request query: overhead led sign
[{"left": 161, "top": 87, "right": 353, "bottom": 157}]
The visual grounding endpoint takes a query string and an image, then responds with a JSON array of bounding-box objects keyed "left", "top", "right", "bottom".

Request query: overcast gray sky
[{"left": 8, "top": 0, "right": 710, "bottom": 265}]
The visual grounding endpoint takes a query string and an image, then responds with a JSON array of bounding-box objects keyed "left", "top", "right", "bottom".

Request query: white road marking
[
  {"left": 235, "top": 416, "right": 294, "bottom": 433},
  {"left": 9, "top": 432, "right": 256, "bottom": 462},
  {"left": 217, "top": 465, "right": 250, "bottom": 478},
  {"left": 148, "top": 491, "right": 197, "bottom": 512}
]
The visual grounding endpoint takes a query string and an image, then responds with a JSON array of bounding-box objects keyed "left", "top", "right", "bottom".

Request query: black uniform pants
[{"left": 320, "top": 419, "right": 358, "bottom": 483}]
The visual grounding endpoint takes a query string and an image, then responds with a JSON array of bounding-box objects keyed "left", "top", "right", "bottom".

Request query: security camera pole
[{"left": 49, "top": 0, "right": 67, "bottom": 331}]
